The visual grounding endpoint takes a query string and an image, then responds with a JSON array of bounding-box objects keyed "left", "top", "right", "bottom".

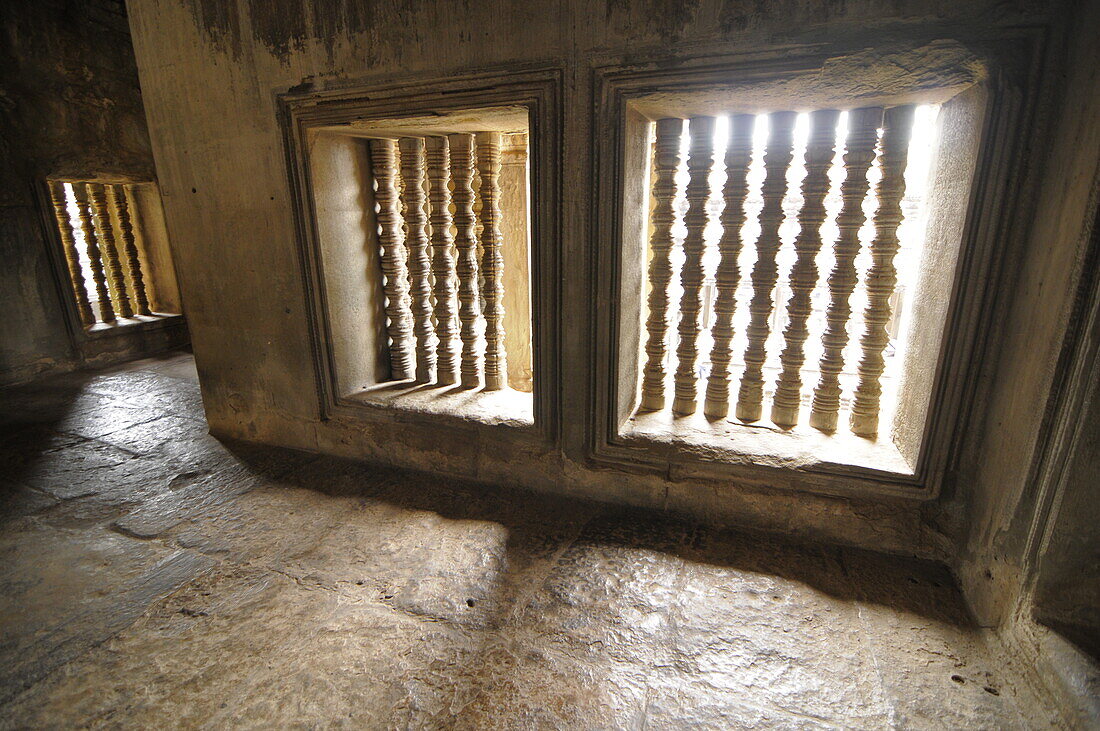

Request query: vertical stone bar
[
  {"left": 736, "top": 112, "right": 797, "bottom": 422},
  {"left": 770, "top": 109, "right": 841, "bottom": 428},
  {"left": 108, "top": 184, "right": 152, "bottom": 316},
  {"left": 398, "top": 137, "right": 436, "bottom": 383},
  {"left": 850, "top": 105, "right": 915, "bottom": 437},
  {"left": 368, "top": 138, "right": 415, "bottom": 381},
  {"left": 809, "top": 107, "right": 883, "bottom": 433},
  {"left": 88, "top": 183, "right": 133, "bottom": 318},
  {"left": 476, "top": 132, "right": 507, "bottom": 391},
  {"left": 425, "top": 136, "right": 459, "bottom": 386},
  {"left": 448, "top": 133, "right": 482, "bottom": 389},
  {"left": 72, "top": 183, "right": 114, "bottom": 323},
  {"left": 48, "top": 181, "right": 95, "bottom": 326},
  {"left": 500, "top": 133, "right": 532, "bottom": 392},
  {"left": 704, "top": 115, "right": 755, "bottom": 419},
  {"left": 639, "top": 118, "right": 683, "bottom": 413},
  {"left": 672, "top": 116, "right": 717, "bottom": 416}
]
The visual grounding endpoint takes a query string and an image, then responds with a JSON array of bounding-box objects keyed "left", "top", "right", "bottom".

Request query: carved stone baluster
[
  {"left": 476, "top": 132, "right": 507, "bottom": 391},
  {"left": 770, "top": 109, "right": 841, "bottom": 428},
  {"left": 368, "top": 138, "right": 415, "bottom": 381},
  {"left": 850, "top": 105, "right": 915, "bottom": 437},
  {"left": 736, "top": 112, "right": 797, "bottom": 422},
  {"left": 448, "top": 133, "right": 482, "bottom": 389},
  {"left": 639, "top": 118, "right": 683, "bottom": 413},
  {"left": 672, "top": 116, "right": 717, "bottom": 416},
  {"left": 703, "top": 115, "right": 755, "bottom": 419},
  {"left": 425, "top": 136, "right": 459, "bottom": 386},
  {"left": 48, "top": 181, "right": 95, "bottom": 326},
  {"left": 398, "top": 137, "right": 436, "bottom": 383},
  {"left": 72, "top": 183, "right": 114, "bottom": 323},
  {"left": 108, "top": 184, "right": 152, "bottom": 316},
  {"left": 88, "top": 183, "right": 133, "bottom": 318},
  {"left": 809, "top": 107, "right": 883, "bottom": 433}
]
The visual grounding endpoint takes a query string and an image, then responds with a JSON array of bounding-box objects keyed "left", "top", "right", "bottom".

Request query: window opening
[
  {"left": 46, "top": 180, "right": 169, "bottom": 327},
  {"left": 365, "top": 131, "right": 531, "bottom": 393},
  {"left": 636, "top": 105, "right": 938, "bottom": 440},
  {"left": 302, "top": 104, "right": 535, "bottom": 425}
]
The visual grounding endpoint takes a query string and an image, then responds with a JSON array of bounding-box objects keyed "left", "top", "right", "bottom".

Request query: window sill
[
  {"left": 622, "top": 407, "right": 913, "bottom": 476},
  {"left": 85, "top": 312, "right": 184, "bottom": 337},
  {"left": 341, "top": 381, "right": 533, "bottom": 429}
]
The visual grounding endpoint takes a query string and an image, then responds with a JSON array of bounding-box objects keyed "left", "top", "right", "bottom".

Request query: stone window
[
  {"left": 628, "top": 105, "right": 939, "bottom": 470},
  {"left": 281, "top": 69, "right": 560, "bottom": 439},
  {"left": 297, "top": 110, "right": 532, "bottom": 424},
  {"left": 591, "top": 45, "right": 1000, "bottom": 497},
  {"left": 45, "top": 179, "right": 181, "bottom": 329}
]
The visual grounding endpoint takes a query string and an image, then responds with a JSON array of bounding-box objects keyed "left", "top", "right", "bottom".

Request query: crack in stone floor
[{"left": 0, "top": 349, "right": 1054, "bottom": 728}]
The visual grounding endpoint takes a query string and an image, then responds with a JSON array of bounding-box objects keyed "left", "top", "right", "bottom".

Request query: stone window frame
[
  {"left": 586, "top": 34, "right": 1045, "bottom": 501},
  {"left": 279, "top": 67, "right": 562, "bottom": 446}
]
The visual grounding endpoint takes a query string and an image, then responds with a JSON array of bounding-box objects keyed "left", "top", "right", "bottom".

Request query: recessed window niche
[
  {"left": 591, "top": 45, "right": 1006, "bottom": 497},
  {"left": 301, "top": 106, "right": 534, "bottom": 426},
  {"left": 619, "top": 91, "right": 984, "bottom": 476},
  {"left": 45, "top": 179, "right": 182, "bottom": 329}
]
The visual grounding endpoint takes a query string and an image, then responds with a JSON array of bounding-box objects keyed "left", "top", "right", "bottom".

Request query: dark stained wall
[{"left": 0, "top": 0, "right": 156, "bottom": 384}]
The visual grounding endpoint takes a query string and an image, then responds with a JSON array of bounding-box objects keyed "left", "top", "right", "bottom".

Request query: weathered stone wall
[
  {"left": 124, "top": 0, "right": 1094, "bottom": 594},
  {"left": 1032, "top": 319, "right": 1100, "bottom": 658},
  {"left": 0, "top": 0, "right": 158, "bottom": 384},
  {"left": 952, "top": 0, "right": 1100, "bottom": 628}
]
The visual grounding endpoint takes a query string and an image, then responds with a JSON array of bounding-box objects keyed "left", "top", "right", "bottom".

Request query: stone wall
[
  {"left": 123, "top": 0, "right": 1095, "bottom": 614},
  {"left": 953, "top": 0, "right": 1100, "bottom": 629},
  {"left": 0, "top": 0, "right": 162, "bottom": 384}
]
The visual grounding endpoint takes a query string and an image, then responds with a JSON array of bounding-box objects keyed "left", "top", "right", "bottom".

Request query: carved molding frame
[
  {"left": 279, "top": 66, "right": 562, "bottom": 446},
  {"left": 586, "top": 33, "right": 1048, "bottom": 501}
]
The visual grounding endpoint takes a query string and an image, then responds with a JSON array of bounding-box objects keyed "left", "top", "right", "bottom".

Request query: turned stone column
[
  {"left": 809, "top": 107, "right": 883, "bottom": 433},
  {"left": 448, "top": 133, "right": 482, "bottom": 389},
  {"left": 672, "top": 116, "right": 717, "bottom": 416},
  {"left": 704, "top": 114, "right": 755, "bottom": 420},
  {"left": 88, "top": 183, "right": 133, "bottom": 318},
  {"left": 368, "top": 138, "right": 415, "bottom": 381},
  {"left": 425, "top": 136, "right": 460, "bottom": 386},
  {"left": 399, "top": 137, "right": 437, "bottom": 383},
  {"left": 771, "top": 109, "right": 841, "bottom": 428},
  {"left": 850, "top": 105, "right": 915, "bottom": 437},
  {"left": 47, "top": 181, "right": 95, "bottom": 326},
  {"left": 737, "top": 112, "right": 797, "bottom": 422},
  {"left": 639, "top": 118, "right": 682, "bottom": 412},
  {"left": 108, "top": 184, "right": 152, "bottom": 316},
  {"left": 476, "top": 132, "right": 507, "bottom": 391},
  {"left": 73, "top": 183, "right": 114, "bottom": 323}
]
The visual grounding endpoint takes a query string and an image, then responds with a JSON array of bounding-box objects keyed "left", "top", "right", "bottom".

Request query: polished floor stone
[{"left": 0, "top": 350, "right": 1054, "bottom": 728}]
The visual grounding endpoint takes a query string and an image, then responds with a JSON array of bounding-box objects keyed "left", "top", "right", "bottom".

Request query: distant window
[{"left": 46, "top": 180, "right": 177, "bottom": 327}]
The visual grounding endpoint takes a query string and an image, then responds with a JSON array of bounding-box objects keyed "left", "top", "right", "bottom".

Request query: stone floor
[{"left": 0, "top": 350, "right": 1055, "bottom": 729}]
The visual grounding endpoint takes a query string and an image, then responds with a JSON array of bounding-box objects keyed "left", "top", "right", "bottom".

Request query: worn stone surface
[{"left": 0, "top": 350, "right": 1061, "bottom": 727}]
